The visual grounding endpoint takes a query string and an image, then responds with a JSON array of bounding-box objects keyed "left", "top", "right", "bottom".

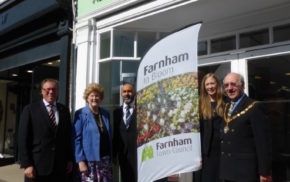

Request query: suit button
[
  {"left": 231, "top": 129, "right": 235, "bottom": 132},
  {"left": 51, "top": 147, "right": 55, "bottom": 151},
  {"left": 228, "top": 153, "right": 231, "bottom": 157},
  {"left": 221, "top": 152, "right": 224, "bottom": 155}
]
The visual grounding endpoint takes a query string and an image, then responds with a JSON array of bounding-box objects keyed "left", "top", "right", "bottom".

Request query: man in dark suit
[
  {"left": 18, "top": 78, "right": 73, "bottom": 182},
  {"left": 113, "top": 82, "right": 137, "bottom": 182},
  {"left": 220, "top": 72, "right": 272, "bottom": 182}
]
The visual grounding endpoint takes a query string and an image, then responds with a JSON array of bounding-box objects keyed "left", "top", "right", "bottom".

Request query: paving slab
[{"left": 0, "top": 164, "right": 23, "bottom": 182}]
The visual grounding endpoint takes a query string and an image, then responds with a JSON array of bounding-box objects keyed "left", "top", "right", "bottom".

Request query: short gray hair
[{"left": 41, "top": 78, "right": 58, "bottom": 89}]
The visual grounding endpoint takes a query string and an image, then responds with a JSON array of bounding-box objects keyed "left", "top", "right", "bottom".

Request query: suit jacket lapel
[
  {"left": 84, "top": 105, "right": 95, "bottom": 125},
  {"left": 120, "top": 105, "right": 126, "bottom": 128},
  {"left": 57, "top": 103, "right": 66, "bottom": 129}
]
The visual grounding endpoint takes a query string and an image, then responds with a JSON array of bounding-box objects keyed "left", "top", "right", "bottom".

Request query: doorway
[{"left": 248, "top": 54, "right": 290, "bottom": 182}]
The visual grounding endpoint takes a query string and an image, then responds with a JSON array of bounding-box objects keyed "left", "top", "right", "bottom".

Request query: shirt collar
[
  {"left": 123, "top": 101, "right": 135, "bottom": 110},
  {"left": 43, "top": 99, "right": 56, "bottom": 107}
]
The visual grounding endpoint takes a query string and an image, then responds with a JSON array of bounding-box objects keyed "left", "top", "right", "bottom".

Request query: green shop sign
[{"left": 78, "top": 0, "right": 119, "bottom": 17}]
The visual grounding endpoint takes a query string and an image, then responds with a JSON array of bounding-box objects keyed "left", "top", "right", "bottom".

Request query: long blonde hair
[{"left": 199, "top": 73, "right": 224, "bottom": 120}]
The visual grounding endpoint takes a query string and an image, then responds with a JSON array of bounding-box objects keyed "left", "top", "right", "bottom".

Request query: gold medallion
[{"left": 224, "top": 125, "right": 230, "bottom": 134}]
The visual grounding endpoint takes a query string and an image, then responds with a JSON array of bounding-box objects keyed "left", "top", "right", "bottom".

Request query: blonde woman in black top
[{"left": 199, "top": 73, "right": 224, "bottom": 182}]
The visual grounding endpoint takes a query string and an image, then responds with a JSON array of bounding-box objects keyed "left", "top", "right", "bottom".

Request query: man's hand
[
  {"left": 24, "top": 166, "right": 35, "bottom": 179},
  {"left": 78, "top": 161, "right": 88, "bottom": 173},
  {"left": 260, "top": 175, "right": 272, "bottom": 182}
]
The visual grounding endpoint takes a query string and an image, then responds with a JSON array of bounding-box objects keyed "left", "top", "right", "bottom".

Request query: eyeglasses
[{"left": 42, "top": 88, "right": 57, "bottom": 92}]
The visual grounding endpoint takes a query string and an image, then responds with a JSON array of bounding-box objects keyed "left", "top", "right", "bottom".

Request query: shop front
[
  {"left": 74, "top": 0, "right": 290, "bottom": 181},
  {"left": 0, "top": 0, "right": 72, "bottom": 165}
]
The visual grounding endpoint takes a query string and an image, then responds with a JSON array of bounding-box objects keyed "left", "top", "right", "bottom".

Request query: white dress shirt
[{"left": 43, "top": 99, "right": 59, "bottom": 125}]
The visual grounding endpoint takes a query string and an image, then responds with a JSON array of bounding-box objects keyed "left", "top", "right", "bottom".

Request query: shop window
[
  {"left": 100, "top": 32, "right": 111, "bottom": 59},
  {"left": 99, "top": 61, "right": 120, "bottom": 111},
  {"left": 198, "top": 41, "right": 207, "bottom": 56},
  {"left": 99, "top": 60, "right": 139, "bottom": 112},
  {"left": 239, "top": 29, "right": 269, "bottom": 48},
  {"left": 0, "top": 58, "right": 60, "bottom": 161},
  {"left": 137, "top": 32, "right": 156, "bottom": 57},
  {"left": 210, "top": 36, "right": 236, "bottom": 53},
  {"left": 122, "top": 60, "right": 139, "bottom": 74},
  {"left": 113, "top": 31, "right": 134, "bottom": 57},
  {"left": 273, "top": 24, "right": 290, "bottom": 43}
]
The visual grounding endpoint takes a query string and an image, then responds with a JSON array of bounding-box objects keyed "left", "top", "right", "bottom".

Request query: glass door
[{"left": 247, "top": 54, "right": 290, "bottom": 182}]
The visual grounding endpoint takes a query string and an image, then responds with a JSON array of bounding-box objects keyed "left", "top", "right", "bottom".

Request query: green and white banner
[
  {"left": 78, "top": 0, "right": 119, "bottom": 17},
  {"left": 136, "top": 23, "right": 202, "bottom": 182}
]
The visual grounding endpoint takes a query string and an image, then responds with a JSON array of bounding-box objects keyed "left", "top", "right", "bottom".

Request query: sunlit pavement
[{"left": 0, "top": 164, "right": 23, "bottom": 182}]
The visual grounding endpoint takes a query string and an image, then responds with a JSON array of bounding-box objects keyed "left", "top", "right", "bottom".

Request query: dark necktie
[
  {"left": 125, "top": 105, "right": 131, "bottom": 128},
  {"left": 48, "top": 104, "right": 57, "bottom": 127}
]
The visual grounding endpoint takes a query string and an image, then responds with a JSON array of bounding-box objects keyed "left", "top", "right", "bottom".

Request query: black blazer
[
  {"left": 113, "top": 105, "right": 137, "bottom": 182},
  {"left": 220, "top": 96, "right": 272, "bottom": 182},
  {"left": 18, "top": 101, "right": 73, "bottom": 176},
  {"left": 200, "top": 110, "right": 222, "bottom": 156}
]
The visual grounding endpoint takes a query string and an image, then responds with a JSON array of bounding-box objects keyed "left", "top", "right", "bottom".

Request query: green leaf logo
[{"left": 142, "top": 145, "right": 154, "bottom": 162}]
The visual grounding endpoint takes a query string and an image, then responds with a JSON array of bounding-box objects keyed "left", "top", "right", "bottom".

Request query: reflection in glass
[
  {"left": 274, "top": 24, "right": 290, "bottom": 43},
  {"left": 198, "top": 62, "right": 230, "bottom": 84},
  {"left": 211, "top": 36, "right": 236, "bottom": 53},
  {"left": 99, "top": 60, "right": 140, "bottom": 110},
  {"left": 240, "top": 29, "right": 269, "bottom": 48},
  {"left": 99, "top": 61, "right": 120, "bottom": 109},
  {"left": 100, "top": 32, "right": 111, "bottom": 59},
  {"left": 122, "top": 60, "right": 139, "bottom": 73},
  {"left": 137, "top": 32, "right": 156, "bottom": 57},
  {"left": 113, "top": 31, "right": 134, "bottom": 57},
  {"left": 0, "top": 59, "right": 60, "bottom": 163},
  {"left": 198, "top": 41, "right": 207, "bottom": 56},
  {"left": 248, "top": 55, "right": 290, "bottom": 182}
]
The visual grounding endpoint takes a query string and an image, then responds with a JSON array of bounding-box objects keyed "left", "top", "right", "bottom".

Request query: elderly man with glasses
[
  {"left": 18, "top": 78, "right": 73, "bottom": 182},
  {"left": 219, "top": 72, "right": 272, "bottom": 182}
]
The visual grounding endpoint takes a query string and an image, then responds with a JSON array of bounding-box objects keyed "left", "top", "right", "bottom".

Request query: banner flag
[{"left": 136, "top": 23, "right": 202, "bottom": 182}]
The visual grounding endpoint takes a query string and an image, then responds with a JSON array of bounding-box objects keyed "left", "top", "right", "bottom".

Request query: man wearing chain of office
[{"left": 219, "top": 72, "right": 272, "bottom": 182}]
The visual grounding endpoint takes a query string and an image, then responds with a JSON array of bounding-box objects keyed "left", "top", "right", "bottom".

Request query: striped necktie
[
  {"left": 125, "top": 105, "right": 131, "bottom": 128},
  {"left": 48, "top": 104, "right": 57, "bottom": 127}
]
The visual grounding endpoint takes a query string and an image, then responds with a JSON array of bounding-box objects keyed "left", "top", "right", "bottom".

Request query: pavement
[{"left": 0, "top": 164, "right": 23, "bottom": 182}]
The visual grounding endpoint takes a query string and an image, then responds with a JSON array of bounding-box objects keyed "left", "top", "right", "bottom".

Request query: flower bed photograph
[{"left": 137, "top": 72, "right": 200, "bottom": 147}]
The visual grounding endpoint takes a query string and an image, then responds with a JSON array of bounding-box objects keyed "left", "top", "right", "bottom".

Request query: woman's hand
[{"left": 78, "top": 161, "right": 88, "bottom": 173}]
